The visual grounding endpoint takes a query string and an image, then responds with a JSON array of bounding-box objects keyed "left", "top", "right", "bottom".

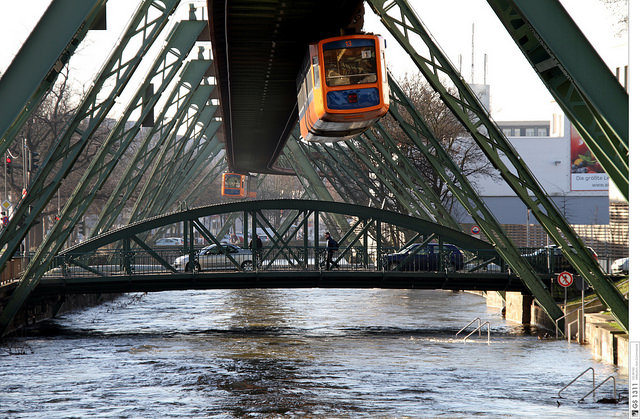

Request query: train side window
[
  {"left": 305, "top": 67, "right": 313, "bottom": 96},
  {"left": 312, "top": 56, "right": 320, "bottom": 88}
]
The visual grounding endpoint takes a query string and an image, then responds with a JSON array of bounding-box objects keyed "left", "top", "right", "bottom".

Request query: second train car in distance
[
  {"left": 221, "top": 173, "right": 256, "bottom": 198},
  {"left": 296, "top": 34, "right": 389, "bottom": 142}
]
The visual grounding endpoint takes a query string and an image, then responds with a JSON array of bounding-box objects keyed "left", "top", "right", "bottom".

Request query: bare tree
[{"left": 378, "top": 73, "right": 498, "bottom": 216}]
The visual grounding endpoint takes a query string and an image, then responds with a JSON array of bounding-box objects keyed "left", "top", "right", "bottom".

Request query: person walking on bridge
[{"left": 325, "top": 231, "right": 338, "bottom": 270}]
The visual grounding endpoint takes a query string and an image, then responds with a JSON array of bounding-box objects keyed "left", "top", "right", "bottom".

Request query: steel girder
[
  {"left": 386, "top": 75, "right": 564, "bottom": 326},
  {"left": 283, "top": 138, "right": 352, "bottom": 235},
  {"left": 306, "top": 143, "right": 380, "bottom": 206},
  {"left": 486, "top": 0, "right": 629, "bottom": 201},
  {"left": 0, "top": 18, "right": 207, "bottom": 334},
  {"left": 367, "top": 0, "right": 627, "bottom": 331},
  {"left": 341, "top": 140, "right": 434, "bottom": 221},
  {"left": 92, "top": 59, "right": 214, "bottom": 236},
  {"left": 61, "top": 199, "right": 494, "bottom": 257},
  {"left": 364, "top": 126, "right": 461, "bottom": 230},
  {"left": 0, "top": 0, "right": 107, "bottom": 155},
  {"left": 153, "top": 125, "right": 224, "bottom": 213},
  {"left": 0, "top": 0, "right": 182, "bottom": 273},
  {"left": 129, "top": 102, "right": 220, "bottom": 222}
]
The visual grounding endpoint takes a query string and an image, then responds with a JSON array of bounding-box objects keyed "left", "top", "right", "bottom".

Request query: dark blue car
[{"left": 384, "top": 243, "right": 464, "bottom": 272}]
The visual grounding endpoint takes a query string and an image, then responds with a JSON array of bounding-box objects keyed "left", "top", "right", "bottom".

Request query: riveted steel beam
[
  {"left": 368, "top": 0, "right": 627, "bottom": 331},
  {"left": 92, "top": 59, "right": 214, "bottom": 236},
  {"left": 284, "top": 139, "right": 351, "bottom": 235},
  {"left": 487, "top": 0, "right": 628, "bottom": 201},
  {"left": 128, "top": 90, "right": 217, "bottom": 222},
  {"left": 0, "top": 18, "right": 207, "bottom": 335},
  {"left": 306, "top": 143, "right": 377, "bottom": 205},
  {"left": 304, "top": 145, "right": 365, "bottom": 204},
  {"left": 135, "top": 112, "right": 221, "bottom": 220},
  {"left": 387, "top": 75, "right": 564, "bottom": 325},
  {"left": 365, "top": 125, "right": 460, "bottom": 230},
  {"left": 0, "top": 0, "right": 182, "bottom": 273},
  {"left": 0, "top": 0, "right": 107, "bottom": 155}
]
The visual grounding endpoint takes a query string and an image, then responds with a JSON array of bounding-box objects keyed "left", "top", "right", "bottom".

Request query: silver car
[
  {"left": 611, "top": 257, "right": 628, "bottom": 275},
  {"left": 174, "top": 243, "right": 254, "bottom": 272}
]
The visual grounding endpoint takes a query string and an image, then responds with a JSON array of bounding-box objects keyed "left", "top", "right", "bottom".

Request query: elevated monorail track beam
[
  {"left": 206, "top": 0, "right": 365, "bottom": 173},
  {"left": 487, "top": 0, "right": 629, "bottom": 201},
  {"left": 368, "top": 0, "right": 627, "bottom": 331}
]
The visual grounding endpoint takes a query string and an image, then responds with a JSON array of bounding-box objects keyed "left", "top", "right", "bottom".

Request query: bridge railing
[{"left": 39, "top": 246, "right": 510, "bottom": 278}]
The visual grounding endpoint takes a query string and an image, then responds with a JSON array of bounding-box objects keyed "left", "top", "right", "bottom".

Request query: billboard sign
[{"left": 570, "top": 125, "right": 608, "bottom": 191}]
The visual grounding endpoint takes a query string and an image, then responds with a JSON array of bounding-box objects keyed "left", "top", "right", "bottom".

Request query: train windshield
[
  {"left": 224, "top": 174, "right": 242, "bottom": 189},
  {"left": 323, "top": 39, "right": 377, "bottom": 87}
]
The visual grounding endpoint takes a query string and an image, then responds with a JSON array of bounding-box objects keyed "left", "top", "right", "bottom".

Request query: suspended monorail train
[
  {"left": 296, "top": 34, "right": 389, "bottom": 142},
  {"left": 221, "top": 173, "right": 256, "bottom": 198}
]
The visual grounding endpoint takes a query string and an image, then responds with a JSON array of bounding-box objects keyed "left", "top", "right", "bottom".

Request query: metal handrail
[
  {"left": 558, "top": 367, "right": 595, "bottom": 400},
  {"left": 456, "top": 317, "right": 481, "bottom": 337},
  {"left": 566, "top": 318, "right": 580, "bottom": 343},
  {"left": 463, "top": 321, "right": 490, "bottom": 343},
  {"left": 579, "top": 375, "right": 617, "bottom": 402}
]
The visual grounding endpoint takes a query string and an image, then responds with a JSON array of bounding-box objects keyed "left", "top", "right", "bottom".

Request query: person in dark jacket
[
  {"left": 325, "top": 231, "right": 338, "bottom": 270},
  {"left": 249, "top": 236, "right": 263, "bottom": 265}
]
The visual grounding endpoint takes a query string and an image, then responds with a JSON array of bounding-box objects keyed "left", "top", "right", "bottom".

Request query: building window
[
  {"left": 525, "top": 128, "right": 535, "bottom": 136},
  {"left": 537, "top": 128, "right": 548, "bottom": 136},
  {"left": 513, "top": 128, "right": 521, "bottom": 136},
  {"left": 502, "top": 128, "right": 511, "bottom": 136}
]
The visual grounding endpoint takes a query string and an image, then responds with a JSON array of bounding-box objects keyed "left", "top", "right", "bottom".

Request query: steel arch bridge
[
  {"left": 0, "top": 0, "right": 628, "bottom": 335},
  {"left": 28, "top": 199, "right": 527, "bottom": 293}
]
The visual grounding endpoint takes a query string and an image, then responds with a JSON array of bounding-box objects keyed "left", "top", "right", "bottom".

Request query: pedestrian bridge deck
[{"left": 30, "top": 268, "right": 526, "bottom": 297}]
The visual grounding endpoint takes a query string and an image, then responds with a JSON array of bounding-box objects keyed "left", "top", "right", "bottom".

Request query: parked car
[
  {"left": 611, "top": 257, "right": 628, "bottom": 275},
  {"left": 155, "top": 237, "right": 184, "bottom": 247},
  {"left": 174, "top": 243, "right": 254, "bottom": 272},
  {"left": 383, "top": 243, "right": 463, "bottom": 272},
  {"left": 522, "top": 244, "right": 598, "bottom": 274}
]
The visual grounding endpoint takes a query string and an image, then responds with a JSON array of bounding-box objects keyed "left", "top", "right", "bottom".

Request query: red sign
[
  {"left": 471, "top": 225, "right": 480, "bottom": 235},
  {"left": 557, "top": 271, "right": 574, "bottom": 287}
]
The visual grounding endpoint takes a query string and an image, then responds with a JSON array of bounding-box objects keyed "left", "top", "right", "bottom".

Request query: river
[{"left": 0, "top": 289, "right": 629, "bottom": 417}]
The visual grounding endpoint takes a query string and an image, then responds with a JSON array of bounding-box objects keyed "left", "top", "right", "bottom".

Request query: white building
[{"left": 455, "top": 115, "right": 610, "bottom": 225}]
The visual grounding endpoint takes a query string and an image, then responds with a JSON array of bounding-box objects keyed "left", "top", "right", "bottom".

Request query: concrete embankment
[{"left": 483, "top": 290, "right": 628, "bottom": 371}]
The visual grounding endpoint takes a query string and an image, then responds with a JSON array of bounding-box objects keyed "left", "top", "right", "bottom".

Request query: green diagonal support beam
[
  {"left": 305, "top": 143, "right": 374, "bottom": 205},
  {"left": 387, "top": 75, "right": 564, "bottom": 327},
  {"left": 487, "top": 0, "right": 628, "bottom": 201},
  {"left": 0, "top": 0, "right": 107, "bottom": 155},
  {"left": 0, "top": 18, "right": 206, "bottom": 335},
  {"left": 368, "top": 0, "right": 627, "bottom": 331},
  {"left": 366, "top": 125, "right": 460, "bottom": 230},
  {"left": 284, "top": 139, "right": 351, "bottom": 235},
  {"left": 130, "top": 102, "right": 218, "bottom": 222},
  {"left": 0, "top": 0, "right": 181, "bottom": 273},
  {"left": 341, "top": 140, "right": 433, "bottom": 221},
  {"left": 92, "top": 59, "right": 213, "bottom": 236}
]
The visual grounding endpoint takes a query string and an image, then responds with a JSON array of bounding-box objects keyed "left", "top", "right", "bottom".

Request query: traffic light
[
  {"left": 78, "top": 220, "right": 85, "bottom": 235},
  {"left": 30, "top": 151, "right": 40, "bottom": 173},
  {"left": 5, "top": 156, "right": 11, "bottom": 175}
]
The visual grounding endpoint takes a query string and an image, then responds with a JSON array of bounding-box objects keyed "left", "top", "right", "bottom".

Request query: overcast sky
[{"left": 0, "top": 0, "right": 630, "bottom": 122}]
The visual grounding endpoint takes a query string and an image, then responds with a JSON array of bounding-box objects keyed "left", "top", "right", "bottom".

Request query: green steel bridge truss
[{"left": 0, "top": 0, "right": 628, "bottom": 334}]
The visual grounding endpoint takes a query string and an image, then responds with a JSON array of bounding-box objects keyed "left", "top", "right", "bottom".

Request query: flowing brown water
[{"left": 1, "top": 289, "right": 628, "bottom": 417}]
